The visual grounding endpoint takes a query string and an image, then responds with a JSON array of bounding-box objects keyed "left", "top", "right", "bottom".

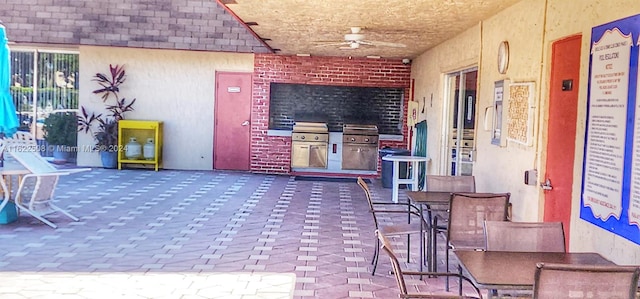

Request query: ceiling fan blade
[
  {"left": 339, "top": 42, "right": 361, "bottom": 50},
  {"left": 361, "top": 40, "right": 407, "bottom": 48},
  {"left": 313, "top": 41, "right": 350, "bottom": 47}
]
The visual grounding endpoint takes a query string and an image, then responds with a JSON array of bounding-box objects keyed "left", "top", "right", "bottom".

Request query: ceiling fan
[{"left": 313, "top": 27, "right": 406, "bottom": 50}]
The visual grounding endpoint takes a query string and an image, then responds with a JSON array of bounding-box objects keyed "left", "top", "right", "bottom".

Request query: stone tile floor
[{"left": 0, "top": 169, "right": 483, "bottom": 298}]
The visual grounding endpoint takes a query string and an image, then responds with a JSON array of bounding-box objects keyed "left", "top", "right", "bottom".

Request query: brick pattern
[
  {"left": 269, "top": 83, "right": 404, "bottom": 135},
  {"left": 252, "top": 54, "right": 412, "bottom": 174},
  {"left": 0, "top": 170, "right": 481, "bottom": 298},
  {"left": 0, "top": 0, "right": 270, "bottom": 53}
]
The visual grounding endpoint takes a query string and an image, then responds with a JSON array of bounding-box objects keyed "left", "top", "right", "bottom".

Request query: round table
[{"left": 381, "top": 155, "right": 430, "bottom": 203}]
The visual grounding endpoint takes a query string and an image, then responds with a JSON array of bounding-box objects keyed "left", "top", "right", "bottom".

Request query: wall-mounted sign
[
  {"left": 227, "top": 87, "right": 241, "bottom": 93},
  {"left": 491, "top": 80, "right": 507, "bottom": 146},
  {"left": 507, "top": 82, "right": 535, "bottom": 146},
  {"left": 408, "top": 100, "right": 419, "bottom": 127},
  {"left": 581, "top": 14, "right": 640, "bottom": 245}
]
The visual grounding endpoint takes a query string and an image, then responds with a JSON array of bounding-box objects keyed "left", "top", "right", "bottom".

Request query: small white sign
[{"left": 227, "top": 87, "right": 241, "bottom": 93}]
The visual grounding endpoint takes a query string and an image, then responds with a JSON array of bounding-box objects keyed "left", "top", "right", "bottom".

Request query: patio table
[
  {"left": 454, "top": 250, "right": 615, "bottom": 297},
  {"left": 0, "top": 157, "right": 29, "bottom": 198},
  {"left": 381, "top": 155, "right": 429, "bottom": 203},
  {"left": 406, "top": 190, "right": 451, "bottom": 272}
]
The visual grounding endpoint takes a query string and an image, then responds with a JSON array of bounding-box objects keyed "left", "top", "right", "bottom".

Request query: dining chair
[
  {"left": 436, "top": 192, "right": 510, "bottom": 291},
  {"left": 484, "top": 221, "right": 565, "bottom": 252},
  {"left": 425, "top": 175, "right": 476, "bottom": 193},
  {"left": 357, "top": 177, "right": 429, "bottom": 275},
  {"left": 376, "top": 229, "right": 483, "bottom": 299},
  {"left": 533, "top": 263, "right": 640, "bottom": 299},
  {"left": 424, "top": 175, "right": 476, "bottom": 273},
  {"left": 484, "top": 220, "right": 565, "bottom": 297}
]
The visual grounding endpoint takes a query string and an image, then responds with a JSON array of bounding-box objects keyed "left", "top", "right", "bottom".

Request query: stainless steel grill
[
  {"left": 342, "top": 124, "right": 379, "bottom": 171},
  {"left": 291, "top": 122, "right": 329, "bottom": 169}
]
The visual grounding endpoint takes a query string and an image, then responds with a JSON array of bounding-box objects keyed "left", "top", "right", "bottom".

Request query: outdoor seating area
[
  {"left": 0, "top": 169, "right": 483, "bottom": 298},
  {"left": 378, "top": 175, "right": 640, "bottom": 299},
  {"left": 0, "top": 130, "right": 634, "bottom": 298}
]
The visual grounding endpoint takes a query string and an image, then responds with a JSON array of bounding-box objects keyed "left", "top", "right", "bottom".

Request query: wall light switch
[{"left": 524, "top": 169, "right": 538, "bottom": 186}]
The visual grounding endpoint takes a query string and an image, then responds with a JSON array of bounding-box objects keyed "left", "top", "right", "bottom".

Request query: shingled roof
[{"left": 0, "top": 0, "right": 272, "bottom": 53}]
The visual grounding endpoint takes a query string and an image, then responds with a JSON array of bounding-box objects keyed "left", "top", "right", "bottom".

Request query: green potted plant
[
  {"left": 78, "top": 64, "right": 136, "bottom": 168},
  {"left": 43, "top": 111, "right": 78, "bottom": 164}
]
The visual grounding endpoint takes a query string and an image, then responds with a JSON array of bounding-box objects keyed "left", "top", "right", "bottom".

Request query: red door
[
  {"left": 214, "top": 72, "right": 252, "bottom": 170},
  {"left": 544, "top": 35, "right": 582, "bottom": 246}
]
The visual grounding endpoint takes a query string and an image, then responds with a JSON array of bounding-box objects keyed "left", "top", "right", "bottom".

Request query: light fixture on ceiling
[{"left": 296, "top": 53, "right": 311, "bottom": 57}]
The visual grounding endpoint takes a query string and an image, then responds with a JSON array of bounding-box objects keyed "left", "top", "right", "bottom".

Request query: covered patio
[{"left": 0, "top": 169, "right": 478, "bottom": 298}]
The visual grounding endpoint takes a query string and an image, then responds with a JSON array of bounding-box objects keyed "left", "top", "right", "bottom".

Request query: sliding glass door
[{"left": 444, "top": 68, "right": 477, "bottom": 176}]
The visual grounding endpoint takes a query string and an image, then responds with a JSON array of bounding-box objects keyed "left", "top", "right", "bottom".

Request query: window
[{"left": 10, "top": 49, "right": 79, "bottom": 139}]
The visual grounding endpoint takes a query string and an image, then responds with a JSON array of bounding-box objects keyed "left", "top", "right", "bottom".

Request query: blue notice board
[{"left": 582, "top": 14, "right": 640, "bottom": 244}]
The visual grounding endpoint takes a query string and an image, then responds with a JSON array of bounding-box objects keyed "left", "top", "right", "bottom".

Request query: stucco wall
[
  {"left": 473, "top": 0, "right": 546, "bottom": 222},
  {"left": 77, "top": 46, "right": 254, "bottom": 170},
  {"left": 411, "top": 25, "right": 481, "bottom": 175},
  {"left": 412, "top": 0, "right": 640, "bottom": 264},
  {"left": 543, "top": 0, "right": 640, "bottom": 264}
]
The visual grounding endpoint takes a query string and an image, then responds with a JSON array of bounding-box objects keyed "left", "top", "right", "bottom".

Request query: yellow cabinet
[{"left": 118, "top": 120, "right": 163, "bottom": 171}]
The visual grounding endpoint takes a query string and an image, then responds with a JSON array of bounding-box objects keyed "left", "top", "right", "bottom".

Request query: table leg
[
  {"left": 419, "top": 204, "right": 425, "bottom": 277},
  {"left": 0, "top": 175, "right": 9, "bottom": 211},
  {"left": 391, "top": 160, "right": 399, "bottom": 203},
  {"left": 410, "top": 161, "right": 420, "bottom": 191},
  {"left": 419, "top": 214, "right": 424, "bottom": 278}
]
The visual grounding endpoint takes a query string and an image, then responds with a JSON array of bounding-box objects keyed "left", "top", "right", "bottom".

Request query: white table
[
  {"left": 381, "top": 155, "right": 430, "bottom": 203},
  {"left": 0, "top": 158, "right": 29, "bottom": 211}
]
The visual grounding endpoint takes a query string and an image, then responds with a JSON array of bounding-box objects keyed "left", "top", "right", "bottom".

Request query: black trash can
[{"left": 379, "top": 147, "right": 411, "bottom": 189}]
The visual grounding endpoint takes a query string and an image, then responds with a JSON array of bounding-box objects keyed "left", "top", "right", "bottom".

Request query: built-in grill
[
  {"left": 291, "top": 122, "right": 329, "bottom": 169},
  {"left": 342, "top": 124, "right": 379, "bottom": 171}
]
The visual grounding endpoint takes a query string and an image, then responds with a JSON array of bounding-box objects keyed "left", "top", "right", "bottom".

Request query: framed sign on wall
[
  {"left": 581, "top": 14, "right": 640, "bottom": 245},
  {"left": 506, "top": 82, "right": 535, "bottom": 146}
]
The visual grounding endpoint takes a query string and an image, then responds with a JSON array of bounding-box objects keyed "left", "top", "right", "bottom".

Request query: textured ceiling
[{"left": 221, "top": 0, "right": 521, "bottom": 59}]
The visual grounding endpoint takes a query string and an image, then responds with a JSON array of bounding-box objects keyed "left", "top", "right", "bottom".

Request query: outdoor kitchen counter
[
  {"left": 267, "top": 129, "right": 403, "bottom": 141},
  {"left": 275, "top": 130, "right": 403, "bottom": 175}
]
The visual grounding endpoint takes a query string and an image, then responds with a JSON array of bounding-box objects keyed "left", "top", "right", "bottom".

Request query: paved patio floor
[{"left": 0, "top": 169, "right": 482, "bottom": 298}]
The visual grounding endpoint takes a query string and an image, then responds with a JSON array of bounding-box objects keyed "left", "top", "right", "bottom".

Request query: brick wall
[
  {"left": 0, "top": 0, "right": 270, "bottom": 53},
  {"left": 252, "top": 54, "right": 411, "bottom": 174},
  {"left": 269, "top": 83, "right": 404, "bottom": 134}
]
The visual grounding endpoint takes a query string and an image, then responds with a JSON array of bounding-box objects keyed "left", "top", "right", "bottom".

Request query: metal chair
[
  {"left": 425, "top": 175, "right": 476, "bottom": 193},
  {"left": 376, "top": 229, "right": 483, "bottom": 299},
  {"left": 533, "top": 263, "right": 640, "bottom": 299},
  {"left": 424, "top": 175, "right": 476, "bottom": 272},
  {"left": 435, "top": 192, "right": 510, "bottom": 291},
  {"left": 484, "top": 221, "right": 565, "bottom": 297},
  {"left": 357, "top": 177, "right": 429, "bottom": 275},
  {"left": 483, "top": 221, "right": 565, "bottom": 253}
]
